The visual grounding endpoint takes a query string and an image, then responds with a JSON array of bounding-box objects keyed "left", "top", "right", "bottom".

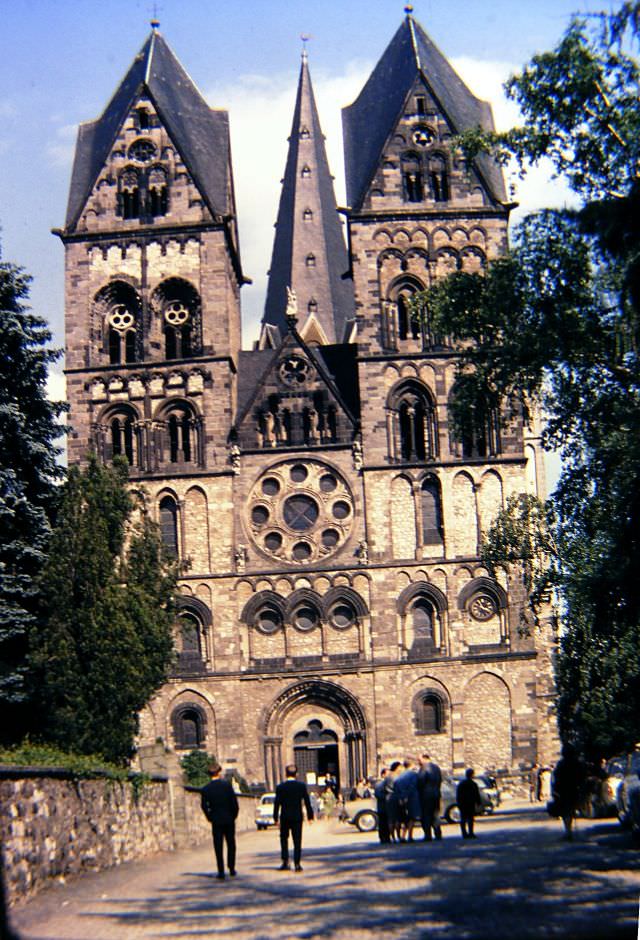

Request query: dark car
[{"left": 616, "top": 750, "right": 640, "bottom": 829}]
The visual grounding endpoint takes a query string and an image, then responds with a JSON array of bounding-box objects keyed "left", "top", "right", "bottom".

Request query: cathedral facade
[{"left": 59, "top": 13, "right": 558, "bottom": 790}]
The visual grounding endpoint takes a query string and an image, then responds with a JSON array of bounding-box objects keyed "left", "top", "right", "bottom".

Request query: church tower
[
  {"left": 58, "top": 26, "right": 244, "bottom": 502},
  {"left": 261, "top": 52, "right": 354, "bottom": 347}
]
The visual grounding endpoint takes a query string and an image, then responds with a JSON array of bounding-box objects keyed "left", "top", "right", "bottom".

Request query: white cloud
[
  {"left": 46, "top": 123, "right": 77, "bottom": 168},
  {"left": 46, "top": 368, "right": 67, "bottom": 403}
]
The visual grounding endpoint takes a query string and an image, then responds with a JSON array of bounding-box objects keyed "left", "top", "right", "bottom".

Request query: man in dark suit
[
  {"left": 200, "top": 763, "right": 239, "bottom": 879},
  {"left": 273, "top": 764, "right": 314, "bottom": 871}
]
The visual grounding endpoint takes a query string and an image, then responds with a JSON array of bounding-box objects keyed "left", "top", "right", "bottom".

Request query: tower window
[
  {"left": 119, "top": 168, "right": 140, "bottom": 220},
  {"left": 300, "top": 126, "right": 311, "bottom": 140},
  {"left": 137, "top": 108, "right": 150, "bottom": 129},
  {"left": 429, "top": 154, "right": 449, "bottom": 202},
  {"left": 301, "top": 165, "right": 311, "bottom": 178},
  {"left": 168, "top": 410, "right": 193, "bottom": 463},
  {"left": 413, "top": 692, "right": 444, "bottom": 734},
  {"left": 306, "top": 253, "right": 316, "bottom": 267},
  {"left": 421, "top": 477, "right": 444, "bottom": 545},
  {"left": 159, "top": 496, "right": 179, "bottom": 557},
  {"left": 110, "top": 413, "right": 136, "bottom": 465},
  {"left": 416, "top": 96, "right": 426, "bottom": 116},
  {"left": 391, "top": 381, "right": 438, "bottom": 463},
  {"left": 401, "top": 153, "right": 423, "bottom": 202},
  {"left": 303, "top": 208, "right": 313, "bottom": 221},
  {"left": 147, "top": 166, "right": 168, "bottom": 217}
]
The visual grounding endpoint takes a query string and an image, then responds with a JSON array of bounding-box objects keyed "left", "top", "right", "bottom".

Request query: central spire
[{"left": 262, "top": 53, "right": 354, "bottom": 345}]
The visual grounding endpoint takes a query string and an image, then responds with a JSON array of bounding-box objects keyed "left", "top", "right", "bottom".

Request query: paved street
[{"left": 9, "top": 803, "right": 640, "bottom": 940}]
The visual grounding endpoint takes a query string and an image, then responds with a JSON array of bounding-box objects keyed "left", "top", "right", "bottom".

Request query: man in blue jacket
[
  {"left": 201, "top": 763, "right": 239, "bottom": 879},
  {"left": 273, "top": 764, "right": 314, "bottom": 871}
]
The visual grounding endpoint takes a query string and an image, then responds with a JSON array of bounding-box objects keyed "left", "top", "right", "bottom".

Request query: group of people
[{"left": 374, "top": 753, "right": 481, "bottom": 843}]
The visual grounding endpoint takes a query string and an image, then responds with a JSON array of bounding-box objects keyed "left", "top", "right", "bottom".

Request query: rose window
[
  {"left": 164, "top": 301, "right": 190, "bottom": 327},
  {"left": 248, "top": 459, "right": 355, "bottom": 565},
  {"left": 128, "top": 139, "right": 157, "bottom": 163},
  {"left": 278, "top": 355, "right": 311, "bottom": 387},
  {"left": 108, "top": 305, "right": 135, "bottom": 332}
]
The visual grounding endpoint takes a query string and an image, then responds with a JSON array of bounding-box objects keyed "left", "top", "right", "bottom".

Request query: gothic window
[
  {"left": 388, "top": 279, "right": 423, "bottom": 344},
  {"left": 390, "top": 381, "right": 438, "bottom": 463},
  {"left": 303, "top": 208, "right": 313, "bottom": 221},
  {"left": 401, "top": 152, "right": 423, "bottom": 202},
  {"left": 413, "top": 692, "right": 444, "bottom": 734},
  {"left": 137, "top": 108, "right": 150, "bottom": 129},
  {"left": 119, "top": 167, "right": 140, "bottom": 220},
  {"left": 416, "top": 95, "right": 426, "bottom": 116},
  {"left": 255, "top": 606, "right": 283, "bottom": 634},
  {"left": 159, "top": 495, "right": 179, "bottom": 557},
  {"left": 147, "top": 166, "right": 168, "bottom": 217},
  {"left": 171, "top": 704, "right": 206, "bottom": 749},
  {"left": 300, "top": 127, "right": 311, "bottom": 140},
  {"left": 96, "top": 280, "right": 142, "bottom": 364},
  {"left": 410, "top": 599, "right": 435, "bottom": 648},
  {"left": 152, "top": 278, "right": 202, "bottom": 359},
  {"left": 308, "top": 298, "right": 318, "bottom": 315},
  {"left": 429, "top": 154, "right": 449, "bottom": 202},
  {"left": 301, "top": 165, "right": 311, "bottom": 178},
  {"left": 421, "top": 476, "right": 444, "bottom": 545},
  {"left": 105, "top": 298, "right": 139, "bottom": 364},
  {"left": 306, "top": 253, "right": 316, "bottom": 267}
]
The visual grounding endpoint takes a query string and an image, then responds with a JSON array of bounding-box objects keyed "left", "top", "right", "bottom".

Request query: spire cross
[
  {"left": 300, "top": 33, "right": 311, "bottom": 62},
  {"left": 150, "top": 1, "right": 162, "bottom": 30}
]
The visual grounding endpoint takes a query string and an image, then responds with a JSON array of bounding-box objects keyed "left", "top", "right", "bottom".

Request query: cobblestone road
[{"left": 9, "top": 803, "right": 640, "bottom": 939}]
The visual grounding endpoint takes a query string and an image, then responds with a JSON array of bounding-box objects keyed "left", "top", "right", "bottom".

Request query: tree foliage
[
  {"left": 413, "top": 4, "right": 640, "bottom": 757},
  {"left": 0, "top": 258, "right": 65, "bottom": 740},
  {"left": 31, "top": 457, "right": 178, "bottom": 765}
]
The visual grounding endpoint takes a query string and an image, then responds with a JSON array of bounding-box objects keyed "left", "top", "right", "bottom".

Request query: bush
[{"left": 180, "top": 749, "right": 216, "bottom": 788}]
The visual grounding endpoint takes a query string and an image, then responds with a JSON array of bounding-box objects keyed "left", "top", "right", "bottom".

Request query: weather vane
[
  {"left": 301, "top": 33, "right": 311, "bottom": 61},
  {"left": 150, "top": 1, "right": 162, "bottom": 30}
]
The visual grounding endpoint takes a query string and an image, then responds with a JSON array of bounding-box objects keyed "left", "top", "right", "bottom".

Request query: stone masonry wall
[{"left": 0, "top": 769, "right": 255, "bottom": 907}]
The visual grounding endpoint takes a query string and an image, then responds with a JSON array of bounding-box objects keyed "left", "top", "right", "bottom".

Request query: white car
[{"left": 255, "top": 792, "right": 277, "bottom": 829}]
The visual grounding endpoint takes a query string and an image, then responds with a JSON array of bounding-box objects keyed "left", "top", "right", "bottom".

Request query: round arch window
[
  {"left": 319, "top": 473, "right": 337, "bottom": 493},
  {"left": 332, "top": 500, "right": 351, "bottom": 520},
  {"left": 293, "top": 606, "right": 319, "bottom": 631},
  {"left": 292, "top": 541, "right": 312, "bottom": 561},
  {"left": 251, "top": 505, "right": 270, "bottom": 527},
  {"left": 264, "top": 531, "right": 283, "bottom": 552},
  {"left": 290, "top": 464, "right": 308, "bottom": 483},
  {"left": 283, "top": 494, "right": 319, "bottom": 531},
  {"left": 331, "top": 603, "right": 356, "bottom": 629},
  {"left": 257, "top": 608, "right": 282, "bottom": 634},
  {"left": 262, "top": 477, "right": 280, "bottom": 497}
]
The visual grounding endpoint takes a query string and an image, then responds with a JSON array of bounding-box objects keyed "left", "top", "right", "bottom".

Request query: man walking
[
  {"left": 274, "top": 764, "right": 314, "bottom": 871},
  {"left": 374, "top": 768, "right": 392, "bottom": 844},
  {"left": 417, "top": 752, "right": 443, "bottom": 841},
  {"left": 200, "top": 763, "right": 239, "bottom": 879},
  {"left": 456, "top": 768, "right": 481, "bottom": 839}
]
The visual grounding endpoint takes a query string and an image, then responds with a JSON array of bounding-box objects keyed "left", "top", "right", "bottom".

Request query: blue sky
[{"left": 0, "top": 0, "right": 598, "bottom": 382}]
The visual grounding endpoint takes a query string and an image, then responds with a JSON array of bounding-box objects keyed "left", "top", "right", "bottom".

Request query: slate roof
[
  {"left": 262, "top": 56, "right": 355, "bottom": 343},
  {"left": 342, "top": 14, "right": 508, "bottom": 210},
  {"left": 64, "top": 30, "right": 233, "bottom": 232}
]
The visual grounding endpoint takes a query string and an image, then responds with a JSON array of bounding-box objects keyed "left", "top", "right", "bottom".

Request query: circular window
[
  {"left": 469, "top": 594, "right": 497, "bottom": 621},
  {"left": 264, "top": 532, "right": 283, "bottom": 552},
  {"left": 262, "top": 477, "right": 280, "bottom": 497},
  {"left": 257, "top": 608, "right": 281, "bottom": 634},
  {"left": 248, "top": 460, "right": 354, "bottom": 565},
  {"left": 332, "top": 500, "right": 351, "bottom": 520},
  {"left": 251, "top": 505, "right": 270, "bottom": 527},
  {"left": 331, "top": 603, "right": 356, "bottom": 629},
  {"left": 293, "top": 606, "right": 318, "bottom": 631},
  {"left": 128, "top": 139, "right": 157, "bottom": 162},
  {"left": 319, "top": 474, "right": 337, "bottom": 493},
  {"left": 290, "top": 464, "right": 308, "bottom": 483},
  {"left": 321, "top": 528, "right": 339, "bottom": 549},
  {"left": 292, "top": 542, "right": 312, "bottom": 561},
  {"left": 283, "top": 495, "right": 318, "bottom": 531}
]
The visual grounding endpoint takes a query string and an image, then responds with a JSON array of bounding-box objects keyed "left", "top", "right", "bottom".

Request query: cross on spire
[
  {"left": 301, "top": 33, "right": 311, "bottom": 62},
  {"left": 150, "top": 1, "right": 162, "bottom": 30}
]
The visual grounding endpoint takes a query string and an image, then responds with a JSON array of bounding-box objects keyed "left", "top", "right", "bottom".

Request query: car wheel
[
  {"left": 256, "top": 823, "right": 266, "bottom": 830},
  {"left": 445, "top": 804, "right": 461, "bottom": 824},
  {"left": 354, "top": 810, "right": 378, "bottom": 832}
]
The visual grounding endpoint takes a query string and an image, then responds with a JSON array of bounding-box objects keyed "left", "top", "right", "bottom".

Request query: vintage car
[{"left": 255, "top": 792, "right": 277, "bottom": 829}]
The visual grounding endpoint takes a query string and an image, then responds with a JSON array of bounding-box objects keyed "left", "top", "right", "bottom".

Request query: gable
[{"left": 235, "top": 332, "right": 357, "bottom": 451}]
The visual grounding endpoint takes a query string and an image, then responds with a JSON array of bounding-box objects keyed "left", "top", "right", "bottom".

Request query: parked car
[
  {"left": 579, "top": 757, "right": 624, "bottom": 818},
  {"left": 615, "top": 750, "right": 640, "bottom": 829},
  {"left": 255, "top": 792, "right": 277, "bottom": 829},
  {"left": 347, "top": 773, "right": 501, "bottom": 831}
]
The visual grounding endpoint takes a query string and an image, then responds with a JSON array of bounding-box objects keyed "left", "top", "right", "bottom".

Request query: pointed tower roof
[
  {"left": 262, "top": 54, "right": 354, "bottom": 344},
  {"left": 342, "top": 13, "right": 508, "bottom": 210},
  {"left": 64, "top": 29, "right": 234, "bottom": 232}
]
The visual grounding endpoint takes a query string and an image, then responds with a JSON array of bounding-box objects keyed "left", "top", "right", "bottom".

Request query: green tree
[
  {"left": 0, "top": 257, "right": 65, "bottom": 742},
  {"left": 412, "top": 3, "right": 640, "bottom": 758},
  {"left": 32, "top": 457, "right": 178, "bottom": 765}
]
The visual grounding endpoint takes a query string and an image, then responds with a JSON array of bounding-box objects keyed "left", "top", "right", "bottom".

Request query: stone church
[{"left": 59, "top": 11, "right": 558, "bottom": 790}]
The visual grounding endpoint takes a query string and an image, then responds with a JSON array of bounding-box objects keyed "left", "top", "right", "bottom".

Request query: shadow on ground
[{"left": 65, "top": 810, "right": 639, "bottom": 940}]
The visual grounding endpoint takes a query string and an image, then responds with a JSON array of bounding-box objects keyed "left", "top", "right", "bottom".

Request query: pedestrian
[
  {"left": 200, "top": 762, "right": 239, "bottom": 880},
  {"left": 385, "top": 760, "right": 402, "bottom": 842},
  {"left": 374, "top": 768, "right": 391, "bottom": 844},
  {"left": 394, "top": 757, "right": 421, "bottom": 841},
  {"left": 551, "top": 743, "right": 587, "bottom": 841},
  {"left": 529, "top": 762, "right": 541, "bottom": 802},
  {"left": 273, "top": 764, "right": 314, "bottom": 871},
  {"left": 417, "top": 752, "right": 443, "bottom": 841},
  {"left": 456, "top": 768, "right": 481, "bottom": 839}
]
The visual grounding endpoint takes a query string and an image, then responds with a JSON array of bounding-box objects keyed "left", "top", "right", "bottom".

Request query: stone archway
[{"left": 262, "top": 679, "right": 367, "bottom": 792}]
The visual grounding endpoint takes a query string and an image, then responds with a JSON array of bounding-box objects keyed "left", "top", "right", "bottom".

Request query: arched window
[
  {"left": 152, "top": 278, "right": 201, "bottom": 360},
  {"left": 159, "top": 495, "right": 179, "bottom": 557},
  {"left": 421, "top": 476, "right": 444, "bottom": 545},
  {"left": 175, "top": 611, "right": 206, "bottom": 674},
  {"left": 301, "top": 165, "right": 311, "bottom": 178},
  {"left": 413, "top": 692, "right": 444, "bottom": 734},
  {"left": 429, "top": 154, "right": 449, "bottom": 202},
  {"left": 110, "top": 412, "right": 136, "bottom": 465},
  {"left": 389, "top": 279, "right": 423, "bottom": 343},
  {"left": 410, "top": 598, "right": 435, "bottom": 650},
  {"left": 119, "top": 167, "right": 140, "bottom": 219},
  {"left": 95, "top": 281, "right": 143, "bottom": 364},
  {"left": 391, "top": 381, "right": 438, "bottom": 463},
  {"left": 308, "top": 298, "right": 318, "bottom": 315},
  {"left": 171, "top": 704, "right": 206, "bottom": 749},
  {"left": 147, "top": 166, "right": 168, "bottom": 217},
  {"left": 164, "top": 404, "right": 196, "bottom": 464},
  {"left": 449, "top": 384, "right": 502, "bottom": 459},
  {"left": 306, "top": 253, "right": 316, "bottom": 267},
  {"left": 303, "top": 208, "right": 313, "bottom": 222},
  {"left": 401, "top": 152, "right": 424, "bottom": 202}
]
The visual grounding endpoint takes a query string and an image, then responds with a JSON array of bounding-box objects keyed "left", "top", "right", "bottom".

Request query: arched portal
[{"left": 262, "top": 679, "right": 368, "bottom": 792}]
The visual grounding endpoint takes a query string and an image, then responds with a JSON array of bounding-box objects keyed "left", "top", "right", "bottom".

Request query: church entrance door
[{"left": 293, "top": 719, "right": 339, "bottom": 791}]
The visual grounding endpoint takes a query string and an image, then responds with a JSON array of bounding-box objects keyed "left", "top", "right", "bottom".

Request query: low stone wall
[{"left": 0, "top": 768, "right": 256, "bottom": 907}]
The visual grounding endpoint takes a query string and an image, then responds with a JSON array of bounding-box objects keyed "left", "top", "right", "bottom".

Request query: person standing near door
[
  {"left": 273, "top": 764, "right": 314, "bottom": 871},
  {"left": 200, "top": 763, "right": 239, "bottom": 879}
]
